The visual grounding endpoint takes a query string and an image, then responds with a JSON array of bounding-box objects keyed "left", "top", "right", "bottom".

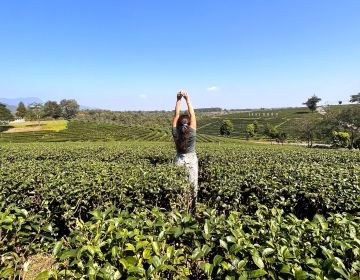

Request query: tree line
[
  {"left": 220, "top": 119, "right": 288, "bottom": 144},
  {"left": 297, "top": 104, "right": 360, "bottom": 149},
  {"left": 219, "top": 93, "right": 360, "bottom": 149},
  {"left": 299, "top": 93, "right": 359, "bottom": 148},
  {"left": 302, "top": 93, "right": 359, "bottom": 112},
  {"left": 0, "top": 99, "right": 80, "bottom": 122}
]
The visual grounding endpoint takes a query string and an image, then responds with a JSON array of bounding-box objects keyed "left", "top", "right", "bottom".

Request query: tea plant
[{"left": 0, "top": 142, "right": 359, "bottom": 278}]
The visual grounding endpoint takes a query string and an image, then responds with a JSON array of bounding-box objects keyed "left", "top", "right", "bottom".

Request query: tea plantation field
[
  {"left": 0, "top": 121, "right": 237, "bottom": 144},
  {"left": 1, "top": 142, "right": 359, "bottom": 279}
]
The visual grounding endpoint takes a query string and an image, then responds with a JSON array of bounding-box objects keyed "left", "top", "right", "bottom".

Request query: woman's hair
[{"left": 176, "top": 114, "right": 190, "bottom": 153}]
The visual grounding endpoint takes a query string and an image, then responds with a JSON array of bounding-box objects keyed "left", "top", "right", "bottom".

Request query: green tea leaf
[
  {"left": 305, "top": 257, "right": 316, "bottom": 265},
  {"left": 125, "top": 256, "right": 138, "bottom": 267},
  {"left": 151, "top": 256, "right": 161, "bottom": 268},
  {"left": 213, "top": 255, "right": 223, "bottom": 266},
  {"left": 111, "top": 246, "right": 119, "bottom": 258},
  {"left": 60, "top": 249, "right": 76, "bottom": 260},
  {"left": 143, "top": 248, "right": 151, "bottom": 260},
  {"left": 220, "top": 240, "right": 228, "bottom": 251},
  {"left": 201, "top": 244, "right": 211, "bottom": 256},
  {"left": 52, "top": 241, "right": 62, "bottom": 256},
  {"left": 166, "top": 246, "right": 175, "bottom": 259},
  {"left": 295, "top": 270, "right": 308, "bottom": 280},
  {"left": 125, "top": 243, "right": 136, "bottom": 252},
  {"left": 136, "top": 241, "right": 149, "bottom": 251},
  {"left": 90, "top": 210, "right": 102, "bottom": 220},
  {"left": 152, "top": 241, "right": 160, "bottom": 256},
  {"left": 191, "top": 248, "right": 203, "bottom": 260},
  {"left": 280, "top": 264, "right": 291, "bottom": 274},
  {"left": 248, "top": 269, "right": 267, "bottom": 278},
  {"left": 221, "top": 261, "right": 231, "bottom": 271},
  {"left": 203, "top": 263, "right": 214, "bottom": 277},
  {"left": 35, "top": 271, "right": 51, "bottom": 280},
  {"left": 239, "top": 271, "right": 248, "bottom": 280},
  {"left": 204, "top": 220, "right": 210, "bottom": 238},
  {"left": 226, "top": 235, "right": 236, "bottom": 243},
  {"left": 0, "top": 268, "right": 14, "bottom": 278},
  {"left": 252, "top": 252, "right": 264, "bottom": 269},
  {"left": 237, "top": 259, "right": 248, "bottom": 270},
  {"left": 262, "top": 247, "right": 274, "bottom": 257}
]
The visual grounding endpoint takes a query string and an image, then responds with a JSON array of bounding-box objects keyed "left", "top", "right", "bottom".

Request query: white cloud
[
  {"left": 139, "top": 94, "right": 147, "bottom": 99},
  {"left": 207, "top": 86, "right": 219, "bottom": 92}
]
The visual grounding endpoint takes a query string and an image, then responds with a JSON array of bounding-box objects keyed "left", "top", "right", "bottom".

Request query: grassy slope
[
  {"left": 0, "top": 105, "right": 353, "bottom": 143},
  {"left": 197, "top": 106, "right": 322, "bottom": 139}
]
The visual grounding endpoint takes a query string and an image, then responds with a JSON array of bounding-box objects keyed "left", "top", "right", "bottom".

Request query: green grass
[{"left": 8, "top": 120, "right": 68, "bottom": 131}]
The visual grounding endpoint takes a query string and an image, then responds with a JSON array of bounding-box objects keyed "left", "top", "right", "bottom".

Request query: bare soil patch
[
  {"left": 4, "top": 126, "right": 43, "bottom": 133},
  {"left": 22, "top": 254, "right": 56, "bottom": 280}
]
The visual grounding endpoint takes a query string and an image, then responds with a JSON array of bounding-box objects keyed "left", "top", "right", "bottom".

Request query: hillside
[
  {"left": 0, "top": 105, "right": 356, "bottom": 143},
  {"left": 198, "top": 106, "right": 324, "bottom": 140},
  {"left": 0, "top": 121, "right": 238, "bottom": 143}
]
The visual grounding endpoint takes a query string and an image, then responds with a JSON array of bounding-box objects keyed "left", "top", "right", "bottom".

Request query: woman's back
[{"left": 172, "top": 126, "right": 196, "bottom": 154}]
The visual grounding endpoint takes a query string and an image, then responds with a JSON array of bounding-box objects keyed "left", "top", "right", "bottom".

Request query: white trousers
[{"left": 174, "top": 152, "right": 198, "bottom": 213}]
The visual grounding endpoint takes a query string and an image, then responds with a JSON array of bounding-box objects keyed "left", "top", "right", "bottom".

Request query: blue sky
[{"left": 0, "top": 0, "right": 359, "bottom": 110}]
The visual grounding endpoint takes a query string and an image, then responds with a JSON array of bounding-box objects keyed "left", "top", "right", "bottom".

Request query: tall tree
[
  {"left": 44, "top": 101, "right": 62, "bottom": 119},
  {"left": 336, "top": 106, "right": 360, "bottom": 149},
  {"left": 253, "top": 120, "right": 259, "bottom": 134},
  {"left": 15, "top": 101, "right": 27, "bottom": 118},
  {"left": 303, "top": 95, "right": 322, "bottom": 112},
  {"left": 246, "top": 123, "right": 255, "bottom": 139},
  {"left": 297, "top": 118, "right": 320, "bottom": 147},
  {"left": 276, "top": 132, "right": 287, "bottom": 144},
  {"left": 27, "top": 102, "right": 44, "bottom": 125},
  {"left": 321, "top": 106, "right": 360, "bottom": 149},
  {"left": 60, "top": 99, "right": 80, "bottom": 119},
  {"left": 0, "top": 103, "right": 14, "bottom": 121},
  {"left": 332, "top": 131, "right": 350, "bottom": 148},
  {"left": 350, "top": 93, "right": 360, "bottom": 103},
  {"left": 263, "top": 123, "right": 278, "bottom": 142},
  {"left": 220, "top": 119, "right": 234, "bottom": 136}
]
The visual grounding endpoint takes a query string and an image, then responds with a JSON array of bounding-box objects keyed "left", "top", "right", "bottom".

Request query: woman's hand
[
  {"left": 181, "top": 91, "right": 189, "bottom": 101},
  {"left": 177, "top": 92, "right": 182, "bottom": 101}
]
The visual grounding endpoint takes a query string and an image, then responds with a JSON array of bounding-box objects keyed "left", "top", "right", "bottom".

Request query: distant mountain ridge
[
  {"left": 5, "top": 105, "right": 17, "bottom": 113},
  {"left": 0, "top": 97, "right": 43, "bottom": 107},
  {"left": 0, "top": 97, "right": 43, "bottom": 114}
]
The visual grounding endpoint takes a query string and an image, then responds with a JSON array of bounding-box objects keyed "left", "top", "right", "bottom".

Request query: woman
[{"left": 172, "top": 91, "right": 198, "bottom": 214}]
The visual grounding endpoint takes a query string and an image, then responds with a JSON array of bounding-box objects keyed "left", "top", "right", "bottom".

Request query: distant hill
[
  {"left": 5, "top": 104, "right": 17, "bottom": 113},
  {"left": 195, "top": 107, "right": 223, "bottom": 112},
  {"left": 0, "top": 97, "right": 43, "bottom": 107},
  {"left": 0, "top": 97, "right": 43, "bottom": 114},
  {"left": 80, "top": 104, "right": 102, "bottom": 110}
]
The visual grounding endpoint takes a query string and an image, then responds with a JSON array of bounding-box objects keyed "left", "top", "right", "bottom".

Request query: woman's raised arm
[
  {"left": 182, "top": 92, "right": 196, "bottom": 129},
  {"left": 172, "top": 92, "right": 182, "bottom": 128}
]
